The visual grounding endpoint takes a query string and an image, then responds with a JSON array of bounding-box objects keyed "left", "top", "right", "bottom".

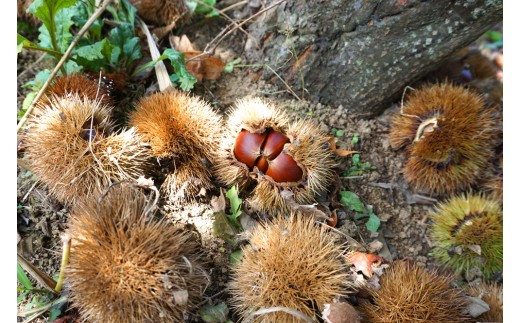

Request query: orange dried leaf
[
  {"left": 346, "top": 252, "right": 386, "bottom": 277},
  {"left": 171, "top": 35, "right": 226, "bottom": 82},
  {"left": 326, "top": 137, "right": 359, "bottom": 157},
  {"left": 184, "top": 52, "right": 226, "bottom": 82}
]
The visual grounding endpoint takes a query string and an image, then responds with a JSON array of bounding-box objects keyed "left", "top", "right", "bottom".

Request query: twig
[
  {"left": 193, "top": 290, "right": 226, "bottom": 308},
  {"left": 220, "top": 0, "right": 248, "bottom": 13},
  {"left": 234, "top": 63, "right": 300, "bottom": 100},
  {"left": 186, "top": 0, "right": 287, "bottom": 63},
  {"left": 17, "top": 0, "right": 114, "bottom": 132},
  {"left": 193, "top": 0, "right": 253, "bottom": 41},
  {"left": 54, "top": 234, "right": 71, "bottom": 293},
  {"left": 400, "top": 85, "right": 420, "bottom": 119}
]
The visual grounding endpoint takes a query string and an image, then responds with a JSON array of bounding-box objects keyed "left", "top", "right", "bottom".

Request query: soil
[{"left": 16, "top": 3, "right": 503, "bottom": 322}]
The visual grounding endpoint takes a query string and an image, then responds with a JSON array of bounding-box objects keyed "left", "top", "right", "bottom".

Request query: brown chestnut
[
  {"left": 234, "top": 130, "right": 266, "bottom": 169},
  {"left": 265, "top": 151, "right": 303, "bottom": 183},
  {"left": 263, "top": 131, "right": 289, "bottom": 160}
]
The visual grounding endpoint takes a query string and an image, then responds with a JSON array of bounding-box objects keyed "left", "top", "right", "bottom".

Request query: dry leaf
[
  {"left": 211, "top": 188, "right": 227, "bottom": 213},
  {"left": 171, "top": 35, "right": 226, "bottom": 82},
  {"left": 322, "top": 302, "right": 361, "bottom": 323},
  {"left": 326, "top": 209, "right": 338, "bottom": 228},
  {"left": 326, "top": 137, "right": 358, "bottom": 157},
  {"left": 467, "top": 244, "right": 482, "bottom": 255},
  {"left": 173, "top": 290, "right": 189, "bottom": 305},
  {"left": 346, "top": 252, "right": 386, "bottom": 278},
  {"left": 171, "top": 35, "right": 197, "bottom": 52}
]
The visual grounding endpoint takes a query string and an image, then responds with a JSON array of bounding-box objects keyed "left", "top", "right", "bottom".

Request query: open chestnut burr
[{"left": 215, "top": 97, "right": 337, "bottom": 215}]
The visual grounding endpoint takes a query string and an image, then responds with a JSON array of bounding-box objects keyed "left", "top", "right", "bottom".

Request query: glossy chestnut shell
[{"left": 233, "top": 129, "right": 303, "bottom": 183}]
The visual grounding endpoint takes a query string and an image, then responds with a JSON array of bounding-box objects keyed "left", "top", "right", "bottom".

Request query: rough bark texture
[{"left": 245, "top": 0, "right": 503, "bottom": 116}]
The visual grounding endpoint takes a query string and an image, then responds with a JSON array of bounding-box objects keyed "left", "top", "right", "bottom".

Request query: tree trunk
[{"left": 244, "top": 0, "right": 503, "bottom": 116}]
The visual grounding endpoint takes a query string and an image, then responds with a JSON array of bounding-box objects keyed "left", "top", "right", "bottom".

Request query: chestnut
[
  {"left": 215, "top": 97, "right": 336, "bottom": 215},
  {"left": 233, "top": 128, "right": 302, "bottom": 182}
]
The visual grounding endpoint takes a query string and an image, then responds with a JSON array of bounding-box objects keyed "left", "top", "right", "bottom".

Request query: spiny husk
[
  {"left": 66, "top": 184, "right": 209, "bottom": 323},
  {"left": 228, "top": 214, "right": 352, "bottom": 323},
  {"left": 215, "top": 97, "right": 290, "bottom": 189},
  {"left": 482, "top": 176, "right": 503, "bottom": 202},
  {"left": 358, "top": 260, "right": 471, "bottom": 322},
  {"left": 215, "top": 98, "right": 336, "bottom": 215},
  {"left": 249, "top": 120, "right": 336, "bottom": 214},
  {"left": 466, "top": 282, "right": 503, "bottom": 322},
  {"left": 23, "top": 95, "right": 151, "bottom": 206},
  {"left": 129, "top": 91, "right": 223, "bottom": 205},
  {"left": 39, "top": 74, "right": 112, "bottom": 107},
  {"left": 128, "top": 0, "right": 189, "bottom": 27},
  {"left": 430, "top": 194, "right": 503, "bottom": 279},
  {"left": 389, "top": 83, "right": 497, "bottom": 196}
]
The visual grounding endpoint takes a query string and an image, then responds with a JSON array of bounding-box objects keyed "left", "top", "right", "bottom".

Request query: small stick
[
  {"left": 54, "top": 234, "right": 71, "bottom": 293},
  {"left": 17, "top": 0, "right": 114, "bottom": 132},
  {"left": 186, "top": 0, "right": 287, "bottom": 63},
  {"left": 400, "top": 85, "right": 421, "bottom": 119}
]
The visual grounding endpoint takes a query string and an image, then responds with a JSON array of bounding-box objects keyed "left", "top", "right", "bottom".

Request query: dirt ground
[{"left": 16, "top": 3, "right": 503, "bottom": 322}]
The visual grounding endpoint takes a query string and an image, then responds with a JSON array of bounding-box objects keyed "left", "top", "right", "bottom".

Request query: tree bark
[{"left": 244, "top": 0, "right": 503, "bottom": 116}]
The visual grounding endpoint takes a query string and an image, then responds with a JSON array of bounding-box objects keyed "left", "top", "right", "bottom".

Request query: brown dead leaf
[
  {"left": 346, "top": 252, "right": 387, "bottom": 278},
  {"left": 326, "top": 209, "right": 338, "bottom": 228},
  {"left": 326, "top": 137, "right": 358, "bottom": 157},
  {"left": 171, "top": 35, "right": 197, "bottom": 52},
  {"left": 322, "top": 302, "right": 361, "bottom": 323},
  {"left": 170, "top": 35, "right": 226, "bottom": 82},
  {"left": 211, "top": 188, "right": 227, "bottom": 213}
]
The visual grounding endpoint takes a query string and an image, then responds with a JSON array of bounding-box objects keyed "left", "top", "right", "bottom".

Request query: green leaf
[
  {"left": 34, "top": 2, "right": 77, "bottom": 52},
  {"left": 19, "top": 92, "right": 37, "bottom": 121},
  {"left": 226, "top": 186, "right": 242, "bottom": 216},
  {"left": 224, "top": 58, "right": 242, "bottom": 73},
  {"left": 17, "top": 290, "right": 29, "bottom": 304},
  {"left": 22, "top": 69, "right": 51, "bottom": 91},
  {"left": 336, "top": 130, "right": 344, "bottom": 137},
  {"left": 352, "top": 154, "right": 360, "bottom": 165},
  {"left": 229, "top": 249, "right": 244, "bottom": 267},
  {"left": 339, "top": 191, "right": 365, "bottom": 213},
  {"left": 17, "top": 264, "right": 33, "bottom": 290},
  {"left": 27, "top": 0, "right": 77, "bottom": 33},
  {"left": 354, "top": 212, "right": 369, "bottom": 220},
  {"left": 187, "top": 0, "right": 218, "bottom": 16},
  {"left": 108, "top": 24, "right": 141, "bottom": 69},
  {"left": 366, "top": 210, "right": 381, "bottom": 232},
  {"left": 48, "top": 304, "right": 61, "bottom": 320},
  {"left": 162, "top": 48, "right": 197, "bottom": 90},
  {"left": 17, "top": 34, "right": 56, "bottom": 54},
  {"left": 212, "top": 211, "right": 236, "bottom": 243},
  {"left": 199, "top": 302, "right": 229, "bottom": 323},
  {"left": 351, "top": 134, "right": 359, "bottom": 145},
  {"left": 106, "top": 0, "right": 137, "bottom": 26},
  {"left": 74, "top": 39, "right": 111, "bottom": 72}
]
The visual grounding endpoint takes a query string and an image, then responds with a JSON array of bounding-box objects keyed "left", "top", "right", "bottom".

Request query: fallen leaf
[
  {"left": 326, "top": 137, "right": 359, "bottom": 157},
  {"left": 367, "top": 240, "right": 383, "bottom": 253},
  {"left": 346, "top": 252, "right": 386, "bottom": 278},
  {"left": 171, "top": 35, "right": 197, "bottom": 52},
  {"left": 173, "top": 290, "right": 189, "bottom": 305},
  {"left": 211, "top": 188, "right": 226, "bottom": 213},
  {"left": 467, "top": 244, "right": 482, "bottom": 255},
  {"left": 170, "top": 35, "right": 226, "bottom": 82},
  {"left": 462, "top": 296, "right": 490, "bottom": 318},
  {"left": 326, "top": 209, "right": 338, "bottom": 228},
  {"left": 322, "top": 302, "right": 361, "bottom": 323}
]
